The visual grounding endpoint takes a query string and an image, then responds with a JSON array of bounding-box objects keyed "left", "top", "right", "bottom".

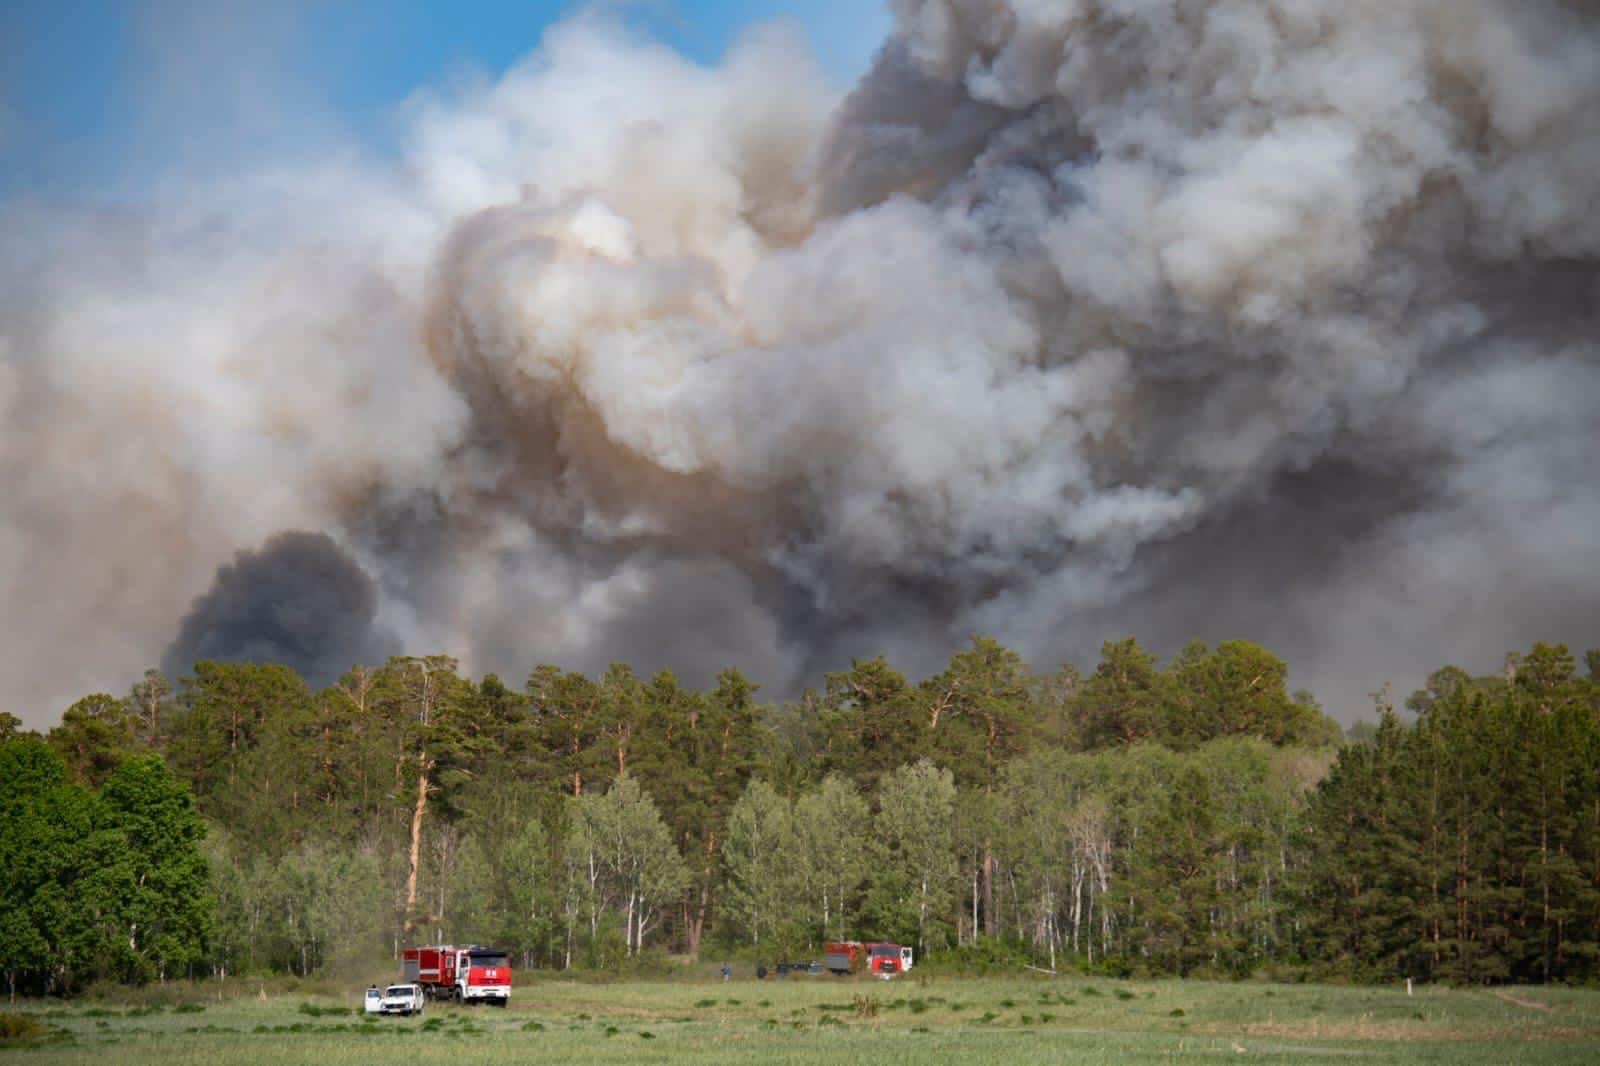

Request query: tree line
[{"left": 1, "top": 637, "right": 1597, "bottom": 993}]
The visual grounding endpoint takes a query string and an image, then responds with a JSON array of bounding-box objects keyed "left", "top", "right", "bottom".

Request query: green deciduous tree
[
  {"left": 454, "top": 790, "right": 556, "bottom": 969},
  {"left": 97, "top": 755, "right": 212, "bottom": 981},
  {"left": 0, "top": 737, "right": 71, "bottom": 998},
  {"left": 793, "top": 774, "right": 869, "bottom": 943},
  {"left": 869, "top": 760, "right": 957, "bottom": 955},
  {"left": 570, "top": 774, "right": 689, "bottom": 955},
  {"left": 0, "top": 739, "right": 211, "bottom": 990},
  {"left": 264, "top": 839, "right": 386, "bottom": 977},
  {"left": 722, "top": 779, "right": 799, "bottom": 946}
]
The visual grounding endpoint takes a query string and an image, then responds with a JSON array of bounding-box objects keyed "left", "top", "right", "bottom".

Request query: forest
[{"left": 2, "top": 637, "right": 1598, "bottom": 995}]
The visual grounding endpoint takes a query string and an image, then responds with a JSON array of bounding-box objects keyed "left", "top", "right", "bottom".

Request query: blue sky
[{"left": 0, "top": 0, "right": 891, "bottom": 201}]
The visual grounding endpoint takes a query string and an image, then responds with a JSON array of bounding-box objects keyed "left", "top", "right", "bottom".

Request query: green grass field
[{"left": 4, "top": 974, "right": 1598, "bottom": 1064}]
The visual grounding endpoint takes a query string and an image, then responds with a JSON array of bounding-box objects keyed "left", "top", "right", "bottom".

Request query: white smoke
[{"left": 2, "top": 3, "right": 1597, "bottom": 727}]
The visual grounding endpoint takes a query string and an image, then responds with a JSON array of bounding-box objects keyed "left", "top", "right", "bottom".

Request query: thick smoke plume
[
  {"left": 160, "top": 531, "right": 396, "bottom": 687},
  {"left": 3, "top": 2, "right": 1597, "bottom": 727}
]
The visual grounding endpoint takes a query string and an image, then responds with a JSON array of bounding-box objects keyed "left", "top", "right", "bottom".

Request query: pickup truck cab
[{"left": 379, "top": 983, "right": 425, "bottom": 1015}]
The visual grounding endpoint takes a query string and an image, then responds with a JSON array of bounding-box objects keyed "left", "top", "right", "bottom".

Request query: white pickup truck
[{"left": 379, "top": 983, "right": 425, "bottom": 1016}]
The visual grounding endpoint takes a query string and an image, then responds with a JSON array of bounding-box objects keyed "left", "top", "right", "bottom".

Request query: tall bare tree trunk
[
  {"left": 982, "top": 839, "right": 997, "bottom": 936},
  {"left": 687, "top": 881, "right": 710, "bottom": 956},
  {"left": 403, "top": 749, "right": 431, "bottom": 937},
  {"left": 686, "top": 831, "right": 718, "bottom": 956}
]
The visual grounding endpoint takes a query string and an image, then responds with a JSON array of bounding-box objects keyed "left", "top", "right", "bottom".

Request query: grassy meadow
[{"left": 3, "top": 973, "right": 1598, "bottom": 1064}]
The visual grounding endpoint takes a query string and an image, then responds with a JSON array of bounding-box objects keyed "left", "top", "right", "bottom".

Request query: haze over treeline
[
  {"left": 3, "top": 0, "right": 1597, "bottom": 729},
  {"left": 4, "top": 637, "right": 1599, "bottom": 992}
]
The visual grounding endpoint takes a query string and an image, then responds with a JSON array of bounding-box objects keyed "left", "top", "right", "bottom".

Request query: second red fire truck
[{"left": 823, "top": 940, "right": 914, "bottom": 977}]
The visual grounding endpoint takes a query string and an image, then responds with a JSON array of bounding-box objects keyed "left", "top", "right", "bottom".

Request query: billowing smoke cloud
[
  {"left": 161, "top": 531, "right": 397, "bottom": 687},
  {"left": 2, "top": 3, "right": 1597, "bottom": 727}
]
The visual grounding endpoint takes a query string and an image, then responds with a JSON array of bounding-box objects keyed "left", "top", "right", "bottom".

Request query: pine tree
[
  {"left": 1076, "top": 639, "right": 1166, "bottom": 748},
  {"left": 48, "top": 693, "right": 137, "bottom": 788}
]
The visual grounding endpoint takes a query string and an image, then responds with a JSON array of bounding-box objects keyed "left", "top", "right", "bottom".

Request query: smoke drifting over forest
[
  {"left": 3, "top": 1, "right": 1597, "bottom": 727},
  {"left": 160, "top": 531, "right": 397, "bottom": 688}
]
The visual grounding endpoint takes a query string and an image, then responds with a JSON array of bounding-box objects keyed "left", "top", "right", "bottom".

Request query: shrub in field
[
  {"left": 1082, "top": 956, "right": 1135, "bottom": 979},
  {"left": 0, "top": 1013, "right": 49, "bottom": 1041},
  {"left": 919, "top": 938, "right": 1035, "bottom": 976}
]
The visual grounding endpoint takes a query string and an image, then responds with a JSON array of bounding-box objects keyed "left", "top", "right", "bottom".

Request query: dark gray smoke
[
  {"left": 2, "top": 4, "right": 1597, "bottom": 727},
  {"left": 161, "top": 531, "right": 397, "bottom": 687}
]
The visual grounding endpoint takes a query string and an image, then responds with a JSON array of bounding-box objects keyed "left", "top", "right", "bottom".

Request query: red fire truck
[
  {"left": 401, "top": 945, "right": 512, "bottom": 1006},
  {"left": 823, "top": 941, "right": 913, "bottom": 977}
]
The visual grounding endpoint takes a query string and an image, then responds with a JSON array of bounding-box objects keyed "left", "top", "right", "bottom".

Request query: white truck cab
[{"left": 379, "top": 983, "right": 425, "bottom": 1015}]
